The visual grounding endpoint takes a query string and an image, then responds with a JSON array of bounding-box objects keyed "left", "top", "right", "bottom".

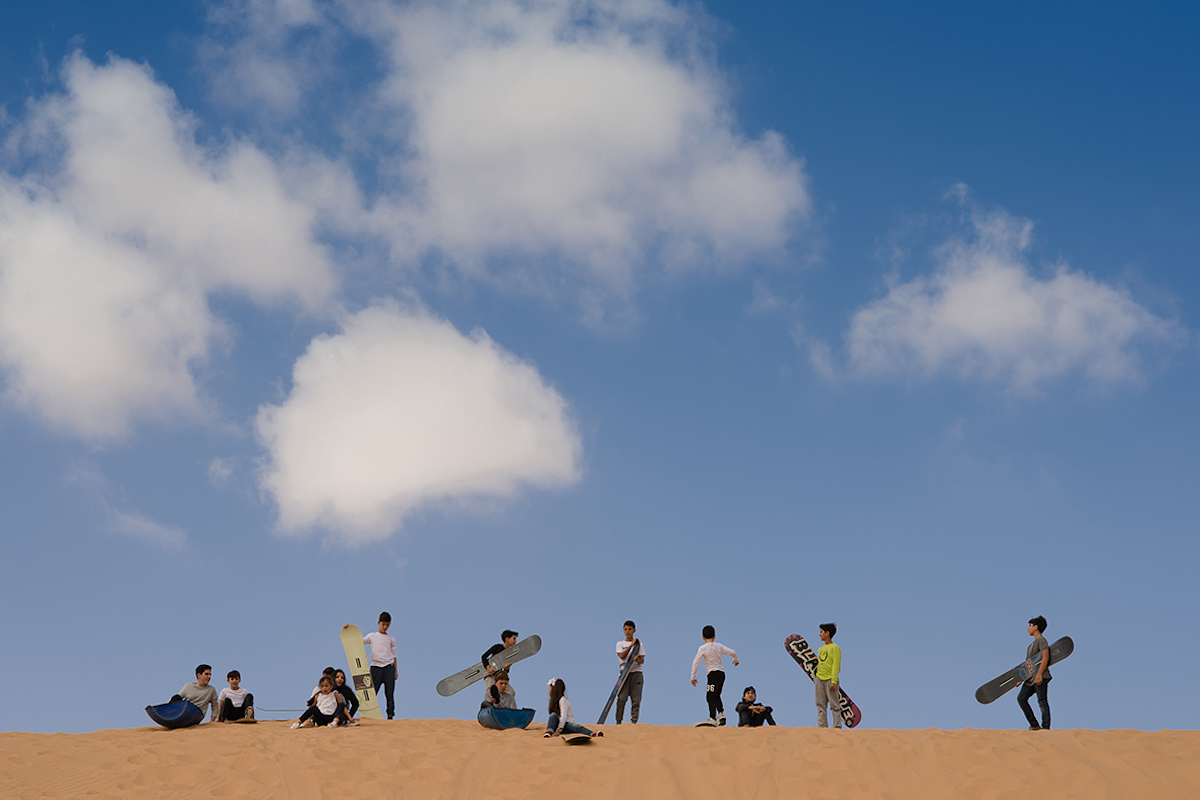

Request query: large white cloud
[
  {"left": 255, "top": 303, "right": 581, "bottom": 541},
  {"left": 205, "top": 0, "right": 811, "bottom": 316},
  {"left": 840, "top": 206, "right": 1183, "bottom": 392},
  {"left": 0, "top": 54, "right": 337, "bottom": 439}
]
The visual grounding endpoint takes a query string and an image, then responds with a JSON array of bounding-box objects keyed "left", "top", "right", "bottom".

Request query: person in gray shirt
[
  {"left": 172, "top": 664, "right": 219, "bottom": 722},
  {"left": 1016, "top": 616, "right": 1052, "bottom": 730}
]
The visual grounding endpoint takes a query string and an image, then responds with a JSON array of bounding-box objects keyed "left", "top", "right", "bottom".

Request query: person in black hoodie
[
  {"left": 736, "top": 686, "right": 776, "bottom": 727},
  {"left": 334, "top": 669, "right": 360, "bottom": 718}
]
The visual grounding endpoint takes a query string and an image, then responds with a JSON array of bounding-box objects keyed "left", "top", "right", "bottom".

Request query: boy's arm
[
  {"left": 829, "top": 646, "right": 842, "bottom": 686},
  {"left": 722, "top": 644, "right": 740, "bottom": 667},
  {"left": 690, "top": 649, "right": 703, "bottom": 684},
  {"left": 1033, "top": 642, "right": 1050, "bottom": 684}
]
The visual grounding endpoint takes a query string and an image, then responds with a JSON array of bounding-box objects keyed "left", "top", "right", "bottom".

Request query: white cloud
[
  {"left": 840, "top": 206, "right": 1184, "bottom": 393},
  {"left": 255, "top": 302, "right": 581, "bottom": 541},
  {"left": 204, "top": 0, "right": 811, "bottom": 318},
  {"left": 0, "top": 54, "right": 337, "bottom": 440},
  {"left": 107, "top": 510, "right": 188, "bottom": 550}
]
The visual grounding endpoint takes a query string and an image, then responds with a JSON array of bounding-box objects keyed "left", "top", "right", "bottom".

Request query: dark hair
[
  {"left": 1029, "top": 616, "right": 1048, "bottom": 634},
  {"left": 501, "top": 629, "right": 519, "bottom": 640},
  {"left": 227, "top": 670, "right": 240, "bottom": 680},
  {"left": 196, "top": 664, "right": 212, "bottom": 677},
  {"left": 624, "top": 620, "right": 636, "bottom": 630},
  {"left": 323, "top": 666, "right": 337, "bottom": 678},
  {"left": 820, "top": 623, "right": 837, "bottom": 638},
  {"left": 702, "top": 625, "right": 715, "bottom": 639},
  {"left": 379, "top": 611, "right": 392, "bottom": 623},
  {"left": 743, "top": 686, "right": 756, "bottom": 696},
  {"left": 318, "top": 676, "right": 334, "bottom": 688},
  {"left": 493, "top": 670, "right": 510, "bottom": 682},
  {"left": 548, "top": 678, "right": 566, "bottom": 716}
]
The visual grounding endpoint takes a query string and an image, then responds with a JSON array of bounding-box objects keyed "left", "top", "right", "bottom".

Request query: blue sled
[
  {"left": 477, "top": 707, "right": 535, "bottom": 730},
  {"left": 145, "top": 701, "right": 204, "bottom": 729}
]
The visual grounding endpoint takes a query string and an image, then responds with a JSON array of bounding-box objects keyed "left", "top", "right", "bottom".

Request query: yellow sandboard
[{"left": 340, "top": 625, "right": 384, "bottom": 720}]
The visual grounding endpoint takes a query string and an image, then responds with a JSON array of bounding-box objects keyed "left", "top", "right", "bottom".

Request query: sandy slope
[{"left": 2, "top": 719, "right": 1197, "bottom": 799}]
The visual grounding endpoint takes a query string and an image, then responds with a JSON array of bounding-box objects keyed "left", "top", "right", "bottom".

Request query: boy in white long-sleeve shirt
[{"left": 690, "top": 625, "right": 739, "bottom": 725}]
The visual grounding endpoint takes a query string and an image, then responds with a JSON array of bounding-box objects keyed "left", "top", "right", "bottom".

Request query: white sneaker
[
  {"left": 706, "top": 718, "right": 717, "bottom": 726},
  {"left": 717, "top": 713, "right": 727, "bottom": 726},
  {"left": 329, "top": 719, "right": 340, "bottom": 727},
  {"left": 291, "top": 722, "right": 301, "bottom": 729}
]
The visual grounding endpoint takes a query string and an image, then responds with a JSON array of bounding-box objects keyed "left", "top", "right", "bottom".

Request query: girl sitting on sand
[
  {"left": 544, "top": 678, "right": 602, "bottom": 738},
  {"left": 292, "top": 676, "right": 356, "bottom": 728},
  {"left": 334, "top": 669, "right": 360, "bottom": 718}
]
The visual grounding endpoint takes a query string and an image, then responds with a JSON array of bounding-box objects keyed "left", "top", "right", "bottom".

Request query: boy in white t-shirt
[
  {"left": 690, "top": 625, "right": 739, "bottom": 726},
  {"left": 615, "top": 620, "right": 645, "bottom": 724},
  {"left": 217, "top": 669, "right": 255, "bottom": 722},
  {"left": 364, "top": 612, "right": 398, "bottom": 719}
]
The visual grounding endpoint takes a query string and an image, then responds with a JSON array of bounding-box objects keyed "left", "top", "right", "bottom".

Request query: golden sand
[{"left": 2, "top": 719, "right": 1197, "bottom": 799}]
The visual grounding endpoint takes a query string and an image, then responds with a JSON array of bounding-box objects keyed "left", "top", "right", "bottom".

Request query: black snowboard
[{"left": 975, "top": 636, "right": 1074, "bottom": 704}]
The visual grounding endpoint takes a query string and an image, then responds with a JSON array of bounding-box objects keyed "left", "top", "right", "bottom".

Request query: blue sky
[{"left": 2, "top": 1, "right": 1197, "bottom": 734}]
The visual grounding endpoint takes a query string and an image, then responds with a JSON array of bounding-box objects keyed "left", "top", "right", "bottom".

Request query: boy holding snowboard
[{"left": 815, "top": 623, "right": 842, "bottom": 729}]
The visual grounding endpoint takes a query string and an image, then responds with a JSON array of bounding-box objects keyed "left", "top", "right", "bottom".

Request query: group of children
[
  {"left": 689, "top": 623, "right": 843, "bottom": 728},
  {"left": 173, "top": 665, "right": 255, "bottom": 723}
]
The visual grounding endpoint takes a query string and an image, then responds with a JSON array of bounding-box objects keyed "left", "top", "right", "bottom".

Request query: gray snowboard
[
  {"left": 596, "top": 639, "right": 640, "bottom": 725},
  {"left": 436, "top": 635, "right": 542, "bottom": 697},
  {"left": 975, "top": 636, "right": 1074, "bottom": 704}
]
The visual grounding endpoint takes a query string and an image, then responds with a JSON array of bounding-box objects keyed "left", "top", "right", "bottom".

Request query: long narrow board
[
  {"left": 784, "top": 634, "right": 863, "bottom": 728},
  {"left": 563, "top": 733, "right": 593, "bottom": 745},
  {"left": 596, "top": 639, "right": 641, "bottom": 725},
  {"left": 975, "top": 636, "right": 1075, "bottom": 705},
  {"left": 436, "top": 635, "right": 543, "bottom": 697},
  {"left": 340, "top": 625, "right": 383, "bottom": 720}
]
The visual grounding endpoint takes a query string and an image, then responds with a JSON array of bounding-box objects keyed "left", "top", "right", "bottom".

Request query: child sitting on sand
[
  {"left": 217, "top": 670, "right": 255, "bottom": 722},
  {"left": 334, "top": 669, "right": 360, "bottom": 718},
  {"left": 544, "top": 678, "right": 602, "bottom": 738},
  {"left": 735, "top": 686, "right": 776, "bottom": 727},
  {"left": 292, "top": 676, "right": 356, "bottom": 728},
  {"left": 482, "top": 670, "right": 518, "bottom": 710}
]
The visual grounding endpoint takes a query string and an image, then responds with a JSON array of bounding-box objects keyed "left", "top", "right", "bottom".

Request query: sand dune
[{"left": 2, "top": 719, "right": 1197, "bottom": 799}]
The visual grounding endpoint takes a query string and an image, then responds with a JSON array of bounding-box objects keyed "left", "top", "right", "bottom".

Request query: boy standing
[
  {"left": 217, "top": 670, "right": 255, "bottom": 722},
  {"left": 690, "top": 625, "right": 739, "bottom": 726},
  {"left": 174, "top": 664, "right": 219, "bottom": 722},
  {"left": 615, "top": 620, "right": 645, "bottom": 724},
  {"left": 814, "top": 623, "right": 842, "bottom": 729},
  {"left": 1017, "top": 615, "right": 1052, "bottom": 730},
  {"left": 364, "top": 612, "right": 398, "bottom": 720}
]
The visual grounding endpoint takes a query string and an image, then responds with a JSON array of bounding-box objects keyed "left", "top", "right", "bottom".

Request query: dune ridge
[{"left": 2, "top": 719, "right": 1197, "bottom": 799}]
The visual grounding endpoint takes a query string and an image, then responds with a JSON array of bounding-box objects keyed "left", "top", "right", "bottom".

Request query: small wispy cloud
[{"left": 66, "top": 461, "right": 188, "bottom": 549}]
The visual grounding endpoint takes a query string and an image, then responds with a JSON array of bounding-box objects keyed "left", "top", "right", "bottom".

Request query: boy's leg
[
  {"left": 615, "top": 680, "right": 630, "bottom": 723},
  {"left": 382, "top": 665, "right": 396, "bottom": 719},
  {"left": 763, "top": 707, "right": 777, "bottom": 726},
  {"left": 706, "top": 670, "right": 726, "bottom": 720},
  {"left": 815, "top": 679, "right": 829, "bottom": 728},
  {"left": 1035, "top": 682, "right": 1050, "bottom": 729},
  {"left": 628, "top": 672, "right": 643, "bottom": 724},
  {"left": 1016, "top": 684, "right": 1040, "bottom": 728},
  {"left": 244, "top": 693, "right": 254, "bottom": 720}
]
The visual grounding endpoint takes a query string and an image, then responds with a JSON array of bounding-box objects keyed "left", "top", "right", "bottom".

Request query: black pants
[
  {"left": 706, "top": 670, "right": 726, "bottom": 719},
  {"left": 298, "top": 705, "right": 349, "bottom": 726},
  {"left": 218, "top": 694, "right": 254, "bottom": 722},
  {"left": 371, "top": 664, "right": 396, "bottom": 719},
  {"left": 1017, "top": 680, "right": 1050, "bottom": 729}
]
